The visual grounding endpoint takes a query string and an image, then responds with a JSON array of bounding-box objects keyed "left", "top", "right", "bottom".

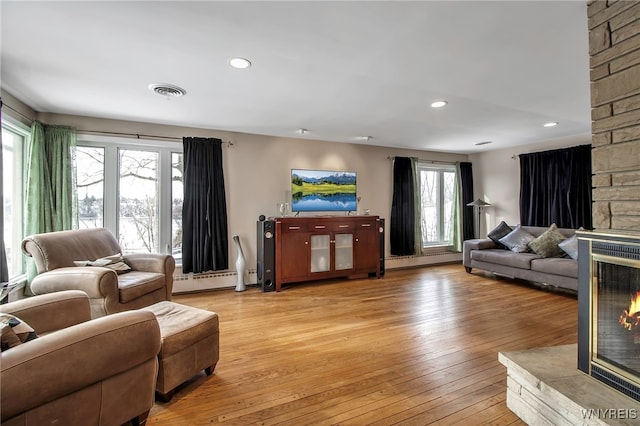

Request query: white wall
[
  {"left": 469, "top": 134, "right": 591, "bottom": 237},
  {"left": 13, "top": 98, "right": 594, "bottom": 288},
  {"left": 34, "top": 112, "right": 468, "bottom": 288}
]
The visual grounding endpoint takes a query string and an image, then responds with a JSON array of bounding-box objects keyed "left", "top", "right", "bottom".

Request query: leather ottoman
[{"left": 141, "top": 301, "right": 219, "bottom": 402}]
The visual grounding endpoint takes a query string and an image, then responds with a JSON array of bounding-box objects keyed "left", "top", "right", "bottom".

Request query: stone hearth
[{"left": 499, "top": 345, "right": 640, "bottom": 426}]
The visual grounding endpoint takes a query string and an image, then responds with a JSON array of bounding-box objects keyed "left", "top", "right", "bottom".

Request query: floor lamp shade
[{"left": 466, "top": 199, "right": 491, "bottom": 239}]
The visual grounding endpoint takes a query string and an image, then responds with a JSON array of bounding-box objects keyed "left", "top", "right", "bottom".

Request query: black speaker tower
[
  {"left": 379, "top": 218, "right": 385, "bottom": 276},
  {"left": 256, "top": 216, "right": 276, "bottom": 292}
]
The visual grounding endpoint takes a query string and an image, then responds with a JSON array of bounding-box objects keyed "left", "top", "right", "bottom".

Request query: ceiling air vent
[{"left": 148, "top": 83, "right": 187, "bottom": 98}]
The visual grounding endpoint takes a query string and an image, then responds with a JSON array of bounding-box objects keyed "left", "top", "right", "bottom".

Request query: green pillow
[{"left": 528, "top": 223, "right": 566, "bottom": 258}]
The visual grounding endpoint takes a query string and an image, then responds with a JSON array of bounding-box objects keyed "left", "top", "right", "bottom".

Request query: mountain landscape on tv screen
[{"left": 291, "top": 170, "right": 357, "bottom": 212}]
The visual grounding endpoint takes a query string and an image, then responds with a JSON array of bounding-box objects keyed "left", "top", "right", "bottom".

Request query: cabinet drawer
[
  {"left": 310, "top": 223, "right": 331, "bottom": 231},
  {"left": 333, "top": 222, "right": 354, "bottom": 231},
  {"left": 282, "top": 223, "right": 307, "bottom": 232},
  {"left": 357, "top": 220, "right": 376, "bottom": 230}
]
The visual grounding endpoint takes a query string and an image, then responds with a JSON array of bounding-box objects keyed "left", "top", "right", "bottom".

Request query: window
[
  {"left": 119, "top": 149, "right": 159, "bottom": 252},
  {"left": 1, "top": 120, "right": 27, "bottom": 279},
  {"left": 171, "top": 152, "right": 183, "bottom": 263},
  {"left": 75, "top": 137, "right": 183, "bottom": 260},
  {"left": 418, "top": 163, "right": 456, "bottom": 247},
  {"left": 77, "top": 146, "right": 105, "bottom": 228}
]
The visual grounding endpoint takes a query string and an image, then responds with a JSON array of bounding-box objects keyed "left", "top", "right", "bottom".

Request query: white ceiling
[{"left": 0, "top": 1, "right": 591, "bottom": 154}]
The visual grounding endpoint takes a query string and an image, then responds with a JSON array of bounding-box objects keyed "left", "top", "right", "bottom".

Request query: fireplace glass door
[{"left": 593, "top": 254, "right": 640, "bottom": 387}]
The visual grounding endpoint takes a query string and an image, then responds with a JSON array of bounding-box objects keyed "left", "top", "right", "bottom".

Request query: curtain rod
[
  {"left": 387, "top": 156, "right": 456, "bottom": 165},
  {"left": 1, "top": 102, "right": 234, "bottom": 147},
  {"left": 3, "top": 102, "right": 34, "bottom": 123},
  {"left": 78, "top": 130, "right": 234, "bottom": 147}
]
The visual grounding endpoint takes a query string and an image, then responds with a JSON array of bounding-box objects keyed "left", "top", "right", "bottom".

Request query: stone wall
[{"left": 589, "top": 0, "right": 640, "bottom": 232}]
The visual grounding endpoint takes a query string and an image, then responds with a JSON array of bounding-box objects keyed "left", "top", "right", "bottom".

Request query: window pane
[
  {"left": 443, "top": 171, "right": 456, "bottom": 243},
  {"left": 420, "top": 170, "right": 439, "bottom": 244},
  {"left": 171, "top": 152, "right": 183, "bottom": 263},
  {"left": 76, "top": 146, "right": 105, "bottom": 229},
  {"left": 418, "top": 165, "right": 457, "bottom": 247},
  {"left": 119, "top": 149, "right": 158, "bottom": 253},
  {"left": 2, "top": 128, "right": 23, "bottom": 277}
]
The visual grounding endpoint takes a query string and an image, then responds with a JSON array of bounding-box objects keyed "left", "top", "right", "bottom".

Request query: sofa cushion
[
  {"left": 531, "top": 258, "right": 578, "bottom": 278},
  {"left": 488, "top": 221, "right": 513, "bottom": 249},
  {"left": 472, "top": 249, "right": 541, "bottom": 269},
  {"left": 528, "top": 223, "right": 567, "bottom": 258},
  {"left": 118, "top": 271, "right": 166, "bottom": 303},
  {"left": 0, "top": 313, "right": 38, "bottom": 351},
  {"left": 499, "top": 225, "right": 536, "bottom": 253}
]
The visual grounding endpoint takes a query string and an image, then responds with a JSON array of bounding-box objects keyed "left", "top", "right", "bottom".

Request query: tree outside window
[
  {"left": 418, "top": 164, "right": 456, "bottom": 247},
  {"left": 75, "top": 142, "right": 182, "bottom": 259}
]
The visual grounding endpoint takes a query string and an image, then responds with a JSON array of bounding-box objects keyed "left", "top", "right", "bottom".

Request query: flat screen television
[{"left": 291, "top": 169, "right": 357, "bottom": 213}]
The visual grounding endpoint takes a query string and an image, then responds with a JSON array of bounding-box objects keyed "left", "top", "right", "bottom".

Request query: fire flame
[{"left": 619, "top": 291, "right": 640, "bottom": 331}]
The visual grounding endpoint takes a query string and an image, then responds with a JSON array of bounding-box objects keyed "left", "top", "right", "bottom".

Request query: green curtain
[
  {"left": 24, "top": 121, "right": 77, "bottom": 287},
  {"left": 451, "top": 162, "right": 463, "bottom": 252}
]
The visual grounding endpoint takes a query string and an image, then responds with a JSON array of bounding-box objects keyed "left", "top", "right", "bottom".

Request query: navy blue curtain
[
  {"left": 519, "top": 144, "right": 592, "bottom": 229},
  {"left": 182, "top": 137, "right": 228, "bottom": 273},
  {"left": 390, "top": 157, "right": 415, "bottom": 255},
  {"left": 460, "top": 162, "right": 475, "bottom": 241}
]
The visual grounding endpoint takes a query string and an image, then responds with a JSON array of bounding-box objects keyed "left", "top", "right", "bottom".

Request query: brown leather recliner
[
  {"left": 0, "top": 290, "right": 161, "bottom": 426},
  {"left": 22, "top": 228, "right": 175, "bottom": 318}
]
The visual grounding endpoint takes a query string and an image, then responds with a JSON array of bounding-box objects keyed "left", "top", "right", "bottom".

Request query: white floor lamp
[{"left": 467, "top": 199, "right": 491, "bottom": 239}]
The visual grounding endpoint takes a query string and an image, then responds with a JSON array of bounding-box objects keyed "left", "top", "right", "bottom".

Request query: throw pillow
[
  {"left": 528, "top": 223, "right": 567, "bottom": 258},
  {"left": 499, "top": 225, "right": 536, "bottom": 253},
  {"left": 558, "top": 228, "right": 584, "bottom": 260},
  {"left": 74, "top": 253, "right": 132, "bottom": 274},
  {"left": 0, "top": 313, "right": 38, "bottom": 351},
  {"left": 487, "top": 221, "right": 513, "bottom": 249}
]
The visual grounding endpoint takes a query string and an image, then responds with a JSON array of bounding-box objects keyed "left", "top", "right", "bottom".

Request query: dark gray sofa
[{"left": 462, "top": 225, "right": 578, "bottom": 293}]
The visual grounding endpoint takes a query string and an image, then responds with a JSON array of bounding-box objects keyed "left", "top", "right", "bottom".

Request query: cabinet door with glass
[
  {"left": 333, "top": 233, "right": 353, "bottom": 271},
  {"left": 310, "top": 234, "right": 331, "bottom": 273}
]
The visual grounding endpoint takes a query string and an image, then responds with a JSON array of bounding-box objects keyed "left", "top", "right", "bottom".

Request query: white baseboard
[
  {"left": 172, "top": 267, "right": 257, "bottom": 293},
  {"left": 172, "top": 252, "right": 462, "bottom": 294},
  {"left": 385, "top": 252, "right": 462, "bottom": 269}
]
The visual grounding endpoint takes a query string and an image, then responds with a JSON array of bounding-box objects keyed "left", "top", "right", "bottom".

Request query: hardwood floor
[{"left": 147, "top": 263, "right": 578, "bottom": 425}]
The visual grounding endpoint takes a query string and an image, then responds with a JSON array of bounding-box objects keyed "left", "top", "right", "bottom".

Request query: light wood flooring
[{"left": 147, "top": 263, "right": 578, "bottom": 425}]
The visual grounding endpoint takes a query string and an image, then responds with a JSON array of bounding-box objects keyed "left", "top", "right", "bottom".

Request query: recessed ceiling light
[
  {"left": 543, "top": 122, "right": 559, "bottom": 127},
  {"left": 229, "top": 57, "right": 251, "bottom": 69},
  {"left": 148, "top": 83, "right": 186, "bottom": 98},
  {"left": 431, "top": 100, "right": 448, "bottom": 108},
  {"left": 358, "top": 136, "right": 372, "bottom": 141},
  {"left": 475, "top": 141, "right": 492, "bottom": 146},
  {"left": 298, "top": 128, "right": 308, "bottom": 135}
]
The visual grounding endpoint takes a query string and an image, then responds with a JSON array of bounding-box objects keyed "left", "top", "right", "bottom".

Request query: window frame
[
  {"left": 2, "top": 116, "right": 28, "bottom": 281},
  {"left": 417, "top": 162, "right": 457, "bottom": 249},
  {"left": 76, "top": 134, "right": 183, "bottom": 259}
]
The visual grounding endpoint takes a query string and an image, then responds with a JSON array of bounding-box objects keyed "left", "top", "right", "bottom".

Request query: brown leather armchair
[
  {"left": 0, "top": 290, "right": 161, "bottom": 426},
  {"left": 22, "top": 228, "right": 176, "bottom": 318}
]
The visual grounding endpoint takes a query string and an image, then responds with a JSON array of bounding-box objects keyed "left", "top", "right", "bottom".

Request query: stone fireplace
[
  {"left": 497, "top": 3, "right": 640, "bottom": 423},
  {"left": 577, "top": 231, "right": 640, "bottom": 402}
]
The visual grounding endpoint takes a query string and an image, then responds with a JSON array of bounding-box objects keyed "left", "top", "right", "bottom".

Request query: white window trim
[
  {"left": 77, "top": 133, "right": 182, "bottom": 255},
  {"left": 417, "top": 162, "right": 457, "bottom": 249},
  {"left": 2, "top": 115, "right": 29, "bottom": 281}
]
